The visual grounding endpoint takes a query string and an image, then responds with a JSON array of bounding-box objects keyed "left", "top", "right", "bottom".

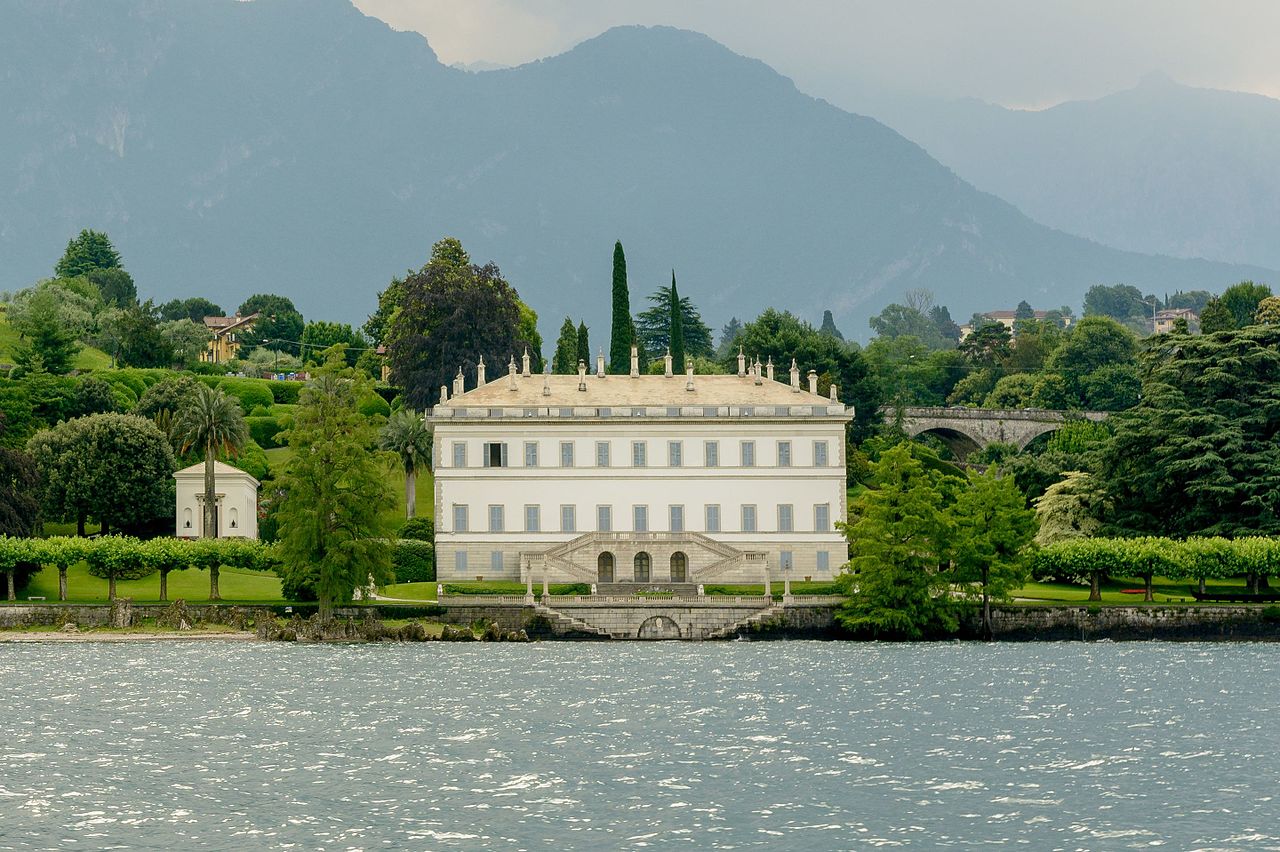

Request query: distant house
[
  {"left": 174, "top": 461, "right": 260, "bottom": 539},
  {"left": 958, "top": 308, "right": 1070, "bottom": 340},
  {"left": 201, "top": 312, "right": 259, "bottom": 364},
  {"left": 1154, "top": 308, "right": 1199, "bottom": 334}
]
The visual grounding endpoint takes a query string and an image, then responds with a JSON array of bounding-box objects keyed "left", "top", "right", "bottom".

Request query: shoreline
[{"left": 0, "top": 630, "right": 258, "bottom": 643}]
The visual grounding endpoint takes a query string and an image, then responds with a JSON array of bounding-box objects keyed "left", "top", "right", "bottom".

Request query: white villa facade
[
  {"left": 174, "top": 461, "right": 260, "bottom": 539},
  {"left": 429, "top": 349, "right": 852, "bottom": 587}
]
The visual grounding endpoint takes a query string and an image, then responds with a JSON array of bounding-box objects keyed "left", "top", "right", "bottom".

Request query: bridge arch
[
  {"left": 889, "top": 406, "right": 1108, "bottom": 459},
  {"left": 637, "top": 615, "right": 682, "bottom": 640}
]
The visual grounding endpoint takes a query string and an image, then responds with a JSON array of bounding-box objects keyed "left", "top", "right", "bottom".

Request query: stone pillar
[
  {"left": 597, "top": 350, "right": 606, "bottom": 377},
  {"left": 453, "top": 369, "right": 464, "bottom": 398},
  {"left": 663, "top": 350, "right": 673, "bottom": 377},
  {"left": 542, "top": 572, "right": 550, "bottom": 600},
  {"left": 521, "top": 348, "right": 531, "bottom": 377},
  {"left": 737, "top": 346, "right": 746, "bottom": 377},
  {"left": 630, "top": 344, "right": 640, "bottom": 377},
  {"left": 808, "top": 370, "right": 818, "bottom": 394},
  {"left": 476, "top": 356, "right": 486, "bottom": 386},
  {"left": 578, "top": 360, "right": 587, "bottom": 391},
  {"left": 790, "top": 358, "right": 800, "bottom": 391},
  {"left": 525, "top": 565, "right": 535, "bottom": 605},
  {"left": 765, "top": 357, "right": 774, "bottom": 381},
  {"left": 783, "top": 574, "right": 792, "bottom": 603}
]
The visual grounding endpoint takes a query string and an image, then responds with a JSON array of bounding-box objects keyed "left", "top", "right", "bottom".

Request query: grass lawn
[
  {"left": 0, "top": 312, "right": 112, "bottom": 370},
  {"left": 15, "top": 561, "right": 284, "bottom": 604},
  {"left": 263, "top": 446, "right": 433, "bottom": 531},
  {"left": 1009, "top": 576, "right": 1247, "bottom": 605},
  {"left": 381, "top": 582, "right": 438, "bottom": 601}
]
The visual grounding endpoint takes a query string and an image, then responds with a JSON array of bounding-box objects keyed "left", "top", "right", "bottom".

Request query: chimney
[
  {"left": 808, "top": 370, "right": 818, "bottom": 394},
  {"left": 790, "top": 358, "right": 800, "bottom": 391},
  {"left": 508, "top": 356, "right": 518, "bottom": 390},
  {"left": 542, "top": 366, "right": 551, "bottom": 397},
  {"left": 440, "top": 384, "right": 449, "bottom": 404},
  {"left": 663, "top": 349, "right": 673, "bottom": 377},
  {"left": 829, "top": 383, "right": 839, "bottom": 403},
  {"left": 686, "top": 365, "right": 695, "bottom": 392},
  {"left": 476, "top": 356, "right": 486, "bottom": 386},
  {"left": 766, "top": 356, "right": 774, "bottom": 382},
  {"left": 521, "top": 348, "right": 531, "bottom": 377},
  {"left": 630, "top": 344, "right": 639, "bottom": 377},
  {"left": 453, "top": 368, "right": 465, "bottom": 398},
  {"left": 578, "top": 359, "right": 587, "bottom": 391},
  {"left": 596, "top": 349, "right": 606, "bottom": 377},
  {"left": 753, "top": 358, "right": 763, "bottom": 386},
  {"left": 736, "top": 346, "right": 746, "bottom": 377}
]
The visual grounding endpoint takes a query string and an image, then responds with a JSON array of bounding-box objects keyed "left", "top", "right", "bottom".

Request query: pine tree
[
  {"left": 1199, "top": 297, "right": 1234, "bottom": 333},
  {"left": 608, "top": 241, "right": 633, "bottom": 373},
  {"left": 552, "top": 317, "right": 579, "bottom": 373},
  {"left": 669, "top": 271, "right": 686, "bottom": 373},
  {"left": 576, "top": 322, "right": 590, "bottom": 367},
  {"left": 819, "top": 310, "right": 844, "bottom": 341},
  {"left": 949, "top": 469, "right": 1037, "bottom": 637}
]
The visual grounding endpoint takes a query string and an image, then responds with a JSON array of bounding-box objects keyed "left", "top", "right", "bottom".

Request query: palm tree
[
  {"left": 379, "top": 408, "right": 432, "bottom": 519},
  {"left": 172, "top": 385, "right": 248, "bottom": 598}
]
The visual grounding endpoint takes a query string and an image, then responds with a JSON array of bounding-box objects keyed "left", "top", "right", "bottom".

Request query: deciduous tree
[{"left": 949, "top": 468, "right": 1037, "bottom": 637}]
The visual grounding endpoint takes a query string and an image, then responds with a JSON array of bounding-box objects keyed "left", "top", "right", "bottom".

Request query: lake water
[{"left": 0, "top": 641, "right": 1277, "bottom": 851}]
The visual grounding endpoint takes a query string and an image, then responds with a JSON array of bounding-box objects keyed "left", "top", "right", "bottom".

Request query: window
[
  {"left": 705, "top": 504, "right": 721, "bottom": 533},
  {"left": 780, "top": 551, "right": 794, "bottom": 571},
  {"left": 668, "top": 441, "right": 683, "bottom": 467},
  {"left": 705, "top": 441, "right": 719, "bottom": 467},
  {"left": 524, "top": 505, "right": 540, "bottom": 533},
  {"left": 633, "top": 505, "right": 649, "bottom": 532},
  {"left": 488, "top": 504, "right": 505, "bottom": 533},
  {"left": 777, "top": 441, "right": 792, "bottom": 467},
  {"left": 596, "top": 441, "right": 611, "bottom": 467},
  {"left": 816, "top": 551, "right": 830, "bottom": 572},
  {"left": 454, "top": 551, "right": 468, "bottom": 572},
  {"left": 669, "top": 505, "right": 685, "bottom": 533},
  {"left": 815, "top": 503, "right": 831, "bottom": 532},
  {"left": 452, "top": 442, "right": 467, "bottom": 468},
  {"left": 632, "top": 441, "right": 647, "bottom": 467},
  {"left": 524, "top": 441, "right": 538, "bottom": 467},
  {"left": 490, "top": 551, "right": 504, "bottom": 572},
  {"left": 452, "top": 505, "right": 469, "bottom": 533},
  {"left": 778, "top": 504, "right": 794, "bottom": 532},
  {"left": 560, "top": 505, "right": 577, "bottom": 533},
  {"left": 597, "top": 505, "right": 613, "bottom": 532},
  {"left": 483, "top": 442, "right": 508, "bottom": 468},
  {"left": 560, "top": 441, "right": 575, "bottom": 467},
  {"left": 814, "top": 440, "right": 830, "bottom": 467},
  {"left": 741, "top": 440, "right": 756, "bottom": 467},
  {"left": 742, "top": 505, "right": 758, "bottom": 533}
]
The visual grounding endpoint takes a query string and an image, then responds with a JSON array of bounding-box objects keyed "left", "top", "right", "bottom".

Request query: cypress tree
[
  {"left": 609, "top": 241, "right": 633, "bottom": 373},
  {"left": 552, "top": 317, "right": 578, "bottom": 374},
  {"left": 669, "top": 271, "right": 686, "bottom": 373},
  {"left": 576, "top": 321, "right": 590, "bottom": 366}
]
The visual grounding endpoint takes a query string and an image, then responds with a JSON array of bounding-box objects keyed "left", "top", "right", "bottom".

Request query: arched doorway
[
  {"left": 670, "top": 551, "right": 688, "bottom": 583},
  {"left": 637, "top": 615, "right": 681, "bottom": 639},
  {"left": 598, "top": 551, "right": 615, "bottom": 584},
  {"left": 633, "top": 551, "right": 651, "bottom": 583}
]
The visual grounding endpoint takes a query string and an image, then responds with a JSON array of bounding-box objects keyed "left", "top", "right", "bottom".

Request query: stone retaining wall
[{"left": 986, "top": 605, "right": 1280, "bottom": 641}]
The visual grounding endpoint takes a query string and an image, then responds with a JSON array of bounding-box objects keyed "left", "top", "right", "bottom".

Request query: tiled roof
[{"left": 437, "top": 371, "right": 842, "bottom": 408}]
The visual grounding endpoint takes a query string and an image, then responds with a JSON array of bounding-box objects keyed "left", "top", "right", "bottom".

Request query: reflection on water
[{"left": 0, "top": 642, "right": 1276, "bottom": 850}]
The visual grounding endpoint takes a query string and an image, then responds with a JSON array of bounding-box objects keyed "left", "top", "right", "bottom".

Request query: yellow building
[{"left": 201, "top": 313, "right": 259, "bottom": 364}]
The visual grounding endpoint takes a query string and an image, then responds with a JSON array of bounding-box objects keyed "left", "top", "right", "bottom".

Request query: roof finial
[
  {"left": 521, "top": 347, "right": 531, "bottom": 377},
  {"left": 453, "top": 367, "right": 465, "bottom": 397},
  {"left": 630, "top": 343, "right": 639, "bottom": 377},
  {"left": 476, "top": 355, "right": 486, "bottom": 386},
  {"left": 765, "top": 356, "right": 774, "bottom": 382},
  {"left": 508, "top": 355, "right": 518, "bottom": 390},
  {"left": 790, "top": 358, "right": 800, "bottom": 392},
  {"left": 737, "top": 346, "right": 746, "bottom": 377},
  {"left": 663, "top": 348, "right": 673, "bottom": 378},
  {"left": 596, "top": 348, "right": 606, "bottom": 377},
  {"left": 542, "top": 364, "right": 551, "bottom": 396},
  {"left": 577, "top": 359, "right": 587, "bottom": 391},
  {"left": 807, "top": 369, "right": 818, "bottom": 395}
]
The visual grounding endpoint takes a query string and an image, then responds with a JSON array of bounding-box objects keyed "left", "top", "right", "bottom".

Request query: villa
[
  {"left": 429, "top": 347, "right": 852, "bottom": 588},
  {"left": 201, "top": 312, "right": 259, "bottom": 364}
]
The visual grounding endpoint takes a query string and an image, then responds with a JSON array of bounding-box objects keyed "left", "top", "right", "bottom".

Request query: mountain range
[
  {"left": 858, "top": 72, "right": 1280, "bottom": 271},
  {"left": 1, "top": 0, "right": 1273, "bottom": 343}
]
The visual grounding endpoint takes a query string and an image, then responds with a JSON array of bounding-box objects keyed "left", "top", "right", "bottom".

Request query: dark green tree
[
  {"left": 364, "top": 275, "right": 406, "bottom": 346},
  {"left": 88, "top": 267, "right": 137, "bottom": 309},
  {"left": 54, "top": 229, "right": 122, "bottom": 278},
  {"left": 159, "top": 297, "right": 224, "bottom": 323},
  {"left": 238, "top": 294, "right": 305, "bottom": 354},
  {"left": 27, "top": 413, "right": 175, "bottom": 536},
  {"left": 949, "top": 469, "right": 1037, "bottom": 638},
  {"left": 0, "top": 415, "right": 40, "bottom": 537},
  {"left": 717, "top": 317, "right": 744, "bottom": 358},
  {"left": 300, "top": 320, "right": 369, "bottom": 366},
  {"left": 634, "top": 277, "right": 713, "bottom": 359},
  {"left": 576, "top": 321, "right": 590, "bottom": 366},
  {"left": 837, "top": 444, "right": 957, "bottom": 639},
  {"left": 104, "top": 300, "right": 174, "bottom": 368},
  {"left": 1198, "top": 297, "right": 1234, "bottom": 333},
  {"left": 517, "top": 302, "right": 545, "bottom": 372},
  {"left": 387, "top": 238, "right": 535, "bottom": 409},
  {"left": 1047, "top": 315, "right": 1137, "bottom": 386},
  {"left": 668, "top": 272, "right": 686, "bottom": 372},
  {"left": 70, "top": 377, "right": 118, "bottom": 418},
  {"left": 1166, "top": 290, "right": 1213, "bottom": 313},
  {"left": 552, "top": 317, "right": 579, "bottom": 374},
  {"left": 608, "top": 241, "right": 634, "bottom": 374},
  {"left": 870, "top": 303, "right": 947, "bottom": 348},
  {"left": 1014, "top": 300, "right": 1035, "bottom": 321},
  {"left": 1082, "top": 283, "right": 1148, "bottom": 323},
  {"left": 819, "top": 309, "right": 844, "bottom": 341},
  {"left": 1219, "top": 280, "right": 1273, "bottom": 329},
  {"left": 12, "top": 291, "right": 81, "bottom": 375},
  {"left": 276, "top": 349, "right": 394, "bottom": 620},
  {"left": 959, "top": 322, "right": 1013, "bottom": 368},
  {"left": 928, "top": 305, "right": 962, "bottom": 343}
]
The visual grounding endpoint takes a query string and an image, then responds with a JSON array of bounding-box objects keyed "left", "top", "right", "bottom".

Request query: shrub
[
  {"left": 391, "top": 540, "right": 435, "bottom": 583},
  {"left": 267, "top": 380, "right": 301, "bottom": 404},
  {"left": 357, "top": 392, "right": 391, "bottom": 418},
  {"left": 397, "top": 517, "right": 435, "bottom": 543},
  {"left": 218, "top": 378, "right": 274, "bottom": 411},
  {"left": 246, "top": 416, "right": 284, "bottom": 449},
  {"left": 248, "top": 404, "right": 272, "bottom": 417},
  {"left": 226, "top": 439, "right": 270, "bottom": 481}
]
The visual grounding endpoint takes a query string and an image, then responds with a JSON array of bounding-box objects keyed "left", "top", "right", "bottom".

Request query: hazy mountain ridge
[
  {"left": 863, "top": 73, "right": 1280, "bottom": 270},
  {"left": 1, "top": 0, "right": 1271, "bottom": 341}
]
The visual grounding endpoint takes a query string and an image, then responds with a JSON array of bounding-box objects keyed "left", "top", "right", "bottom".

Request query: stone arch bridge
[{"left": 885, "top": 406, "right": 1108, "bottom": 458}]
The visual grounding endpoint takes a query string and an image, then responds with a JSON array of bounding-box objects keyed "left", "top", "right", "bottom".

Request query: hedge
[
  {"left": 267, "top": 380, "right": 302, "bottom": 404},
  {"left": 1031, "top": 536, "right": 1280, "bottom": 582},
  {"left": 246, "top": 416, "right": 285, "bottom": 449},
  {"left": 391, "top": 540, "right": 434, "bottom": 584},
  {"left": 357, "top": 392, "right": 391, "bottom": 418},
  {"left": 219, "top": 378, "right": 274, "bottom": 411},
  {"left": 0, "top": 535, "right": 276, "bottom": 585}
]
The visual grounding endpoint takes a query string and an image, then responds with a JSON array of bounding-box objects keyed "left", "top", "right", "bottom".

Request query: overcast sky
[{"left": 353, "top": 0, "right": 1280, "bottom": 109}]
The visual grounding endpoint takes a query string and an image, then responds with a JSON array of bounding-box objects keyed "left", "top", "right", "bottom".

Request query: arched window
[
  {"left": 670, "top": 551, "right": 688, "bottom": 583},
  {"left": 633, "top": 551, "right": 651, "bottom": 583},
  {"left": 597, "top": 551, "right": 615, "bottom": 584}
]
